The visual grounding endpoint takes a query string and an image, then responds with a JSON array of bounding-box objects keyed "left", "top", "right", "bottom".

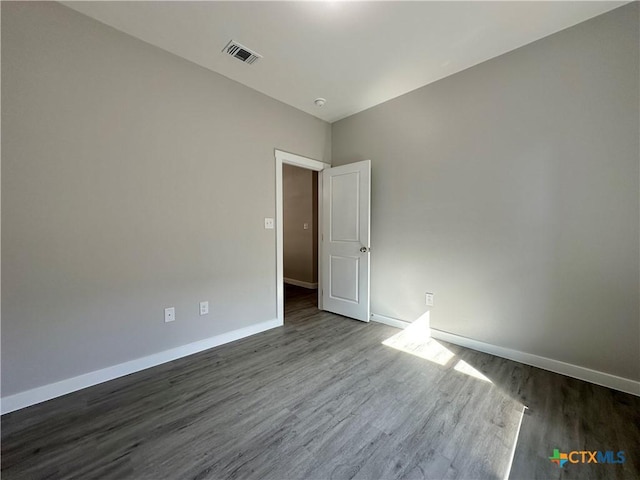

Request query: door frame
[{"left": 275, "top": 149, "right": 329, "bottom": 324}]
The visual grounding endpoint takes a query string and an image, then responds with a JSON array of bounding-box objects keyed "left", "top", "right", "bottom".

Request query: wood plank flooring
[{"left": 2, "top": 285, "right": 639, "bottom": 479}]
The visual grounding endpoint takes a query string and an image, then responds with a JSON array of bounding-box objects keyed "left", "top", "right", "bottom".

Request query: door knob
[{"left": 360, "top": 247, "right": 370, "bottom": 253}]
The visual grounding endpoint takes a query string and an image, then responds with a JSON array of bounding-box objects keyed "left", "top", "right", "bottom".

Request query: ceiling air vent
[{"left": 223, "top": 40, "right": 262, "bottom": 65}]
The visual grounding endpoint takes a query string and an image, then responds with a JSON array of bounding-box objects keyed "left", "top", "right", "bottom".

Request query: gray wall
[
  {"left": 283, "top": 165, "right": 318, "bottom": 285},
  {"left": 332, "top": 4, "right": 639, "bottom": 381},
  {"left": 1, "top": 2, "right": 330, "bottom": 396}
]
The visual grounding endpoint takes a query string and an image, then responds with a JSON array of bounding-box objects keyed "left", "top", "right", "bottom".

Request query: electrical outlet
[
  {"left": 164, "top": 307, "right": 176, "bottom": 323},
  {"left": 264, "top": 218, "right": 274, "bottom": 229},
  {"left": 425, "top": 292, "right": 434, "bottom": 307},
  {"left": 199, "top": 301, "right": 209, "bottom": 316}
]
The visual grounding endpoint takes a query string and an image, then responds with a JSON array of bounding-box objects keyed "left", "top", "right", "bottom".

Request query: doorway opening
[
  {"left": 283, "top": 164, "right": 319, "bottom": 319},
  {"left": 274, "top": 150, "right": 328, "bottom": 325}
]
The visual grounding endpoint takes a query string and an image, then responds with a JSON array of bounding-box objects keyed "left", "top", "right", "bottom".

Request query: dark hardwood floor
[{"left": 2, "top": 285, "right": 639, "bottom": 479}]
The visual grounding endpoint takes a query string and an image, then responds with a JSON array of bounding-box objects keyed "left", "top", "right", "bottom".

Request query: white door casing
[
  {"left": 275, "top": 150, "right": 327, "bottom": 325},
  {"left": 321, "top": 160, "right": 371, "bottom": 322}
]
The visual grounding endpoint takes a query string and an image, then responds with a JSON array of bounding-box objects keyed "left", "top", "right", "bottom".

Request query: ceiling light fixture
[{"left": 314, "top": 98, "right": 326, "bottom": 107}]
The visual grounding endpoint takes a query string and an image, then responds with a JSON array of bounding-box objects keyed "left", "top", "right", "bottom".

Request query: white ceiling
[{"left": 63, "top": 1, "right": 627, "bottom": 123}]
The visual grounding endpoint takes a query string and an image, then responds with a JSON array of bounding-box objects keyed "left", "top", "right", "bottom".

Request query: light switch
[
  {"left": 264, "top": 218, "right": 274, "bottom": 229},
  {"left": 164, "top": 307, "right": 175, "bottom": 323},
  {"left": 303, "top": 223, "right": 309, "bottom": 230}
]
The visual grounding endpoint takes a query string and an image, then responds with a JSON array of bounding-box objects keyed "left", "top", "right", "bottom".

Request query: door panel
[
  {"left": 329, "top": 255, "right": 359, "bottom": 303},
  {"left": 330, "top": 172, "right": 360, "bottom": 242},
  {"left": 322, "top": 160, "right": 371, "bottom": 322}
]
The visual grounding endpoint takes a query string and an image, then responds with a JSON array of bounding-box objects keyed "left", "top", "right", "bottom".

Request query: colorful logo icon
[{"left": 549, "top": 449, "right": 568, "bottom": 467}]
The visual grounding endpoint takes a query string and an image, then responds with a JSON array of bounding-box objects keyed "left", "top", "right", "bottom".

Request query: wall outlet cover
[
  {"left": 164, "top": 307, "right": 176, "bottom": 323},
  {"left": 199, "top": 301, "right": 209, "bottom": 316},
  {"left": 425, "top": 292, "right": 434, "bottom": 307}
]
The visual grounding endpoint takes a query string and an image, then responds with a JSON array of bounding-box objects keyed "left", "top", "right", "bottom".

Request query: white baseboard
[
  {"left": 370, "top": 313, "right": 411, "bottom": 330},
  {"left": 430, "top": 328, "right": 640, "bottom": 397},
  {"left": 1, "top": 318, "right": 282, "bottom": 415},
  {"left": 283, "top": 278, "right": 318, "bottom": 289}
]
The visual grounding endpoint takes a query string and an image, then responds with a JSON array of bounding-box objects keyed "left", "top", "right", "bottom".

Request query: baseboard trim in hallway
[
  {"left": 430, "top": 328, "right": 640, "bottom": 397},
  {"left": 1, "top": 318, "right": 282, "bottom": 415},
  {"left": 283, "top": 278, "right": 318, "bottom": 289}
]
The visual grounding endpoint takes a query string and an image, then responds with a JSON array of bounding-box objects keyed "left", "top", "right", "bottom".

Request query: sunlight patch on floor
[
  {"left": 381, "top": 314, "right": 492, "bottom": 383},
  {"left": 381, "top": 314, "right": 455, "bottom": 366},
  {"left": 503, "top": 405, "right": 528, "bottom": 480},
  {"left": 454, "top": 359, "right": 492, "bottom": 382}
]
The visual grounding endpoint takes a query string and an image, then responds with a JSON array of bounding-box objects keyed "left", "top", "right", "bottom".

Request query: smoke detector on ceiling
[
  {"left": 314, "top": 98, "right": 326, "bottom": 107},
  {"left": 222, "top": 40, "right": 262, "bottom": 65}
]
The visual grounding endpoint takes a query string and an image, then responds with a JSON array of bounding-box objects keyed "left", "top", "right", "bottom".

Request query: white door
[{"left": 321, "top": 160, "right": 371, "bottom": 322}]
